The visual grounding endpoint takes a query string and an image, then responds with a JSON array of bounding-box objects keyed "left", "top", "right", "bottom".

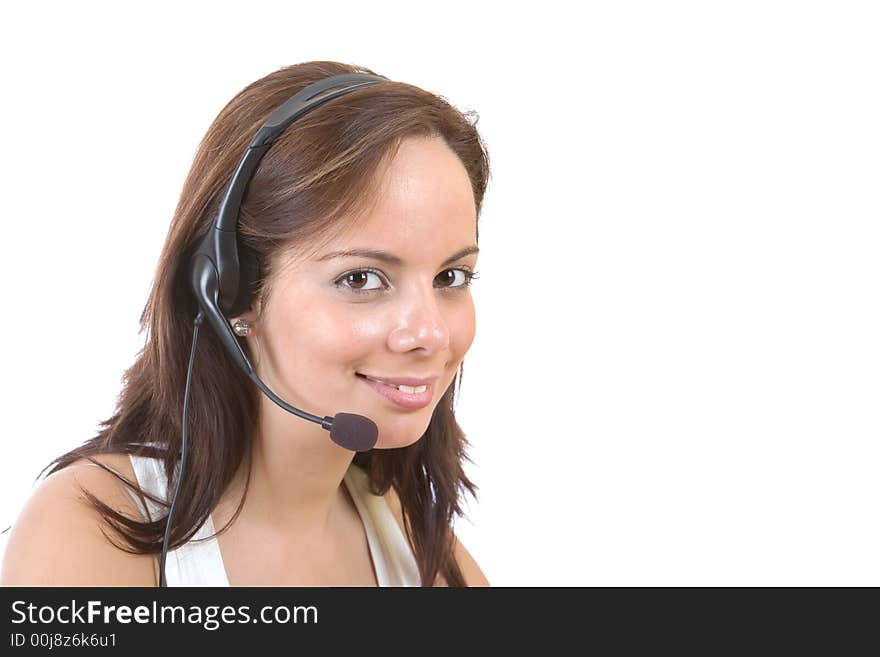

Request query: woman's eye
[
  {"left": 339, "top": 270, "right": 384, "bottom": 292},
  {"left": 435, "top": 269, "right": 473, "bottom": 288},
  {"left": 334, "top": 268, "right": 479, "bottom": 295}
]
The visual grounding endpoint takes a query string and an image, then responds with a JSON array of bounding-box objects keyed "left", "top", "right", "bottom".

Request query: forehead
[
  {"left": 274, "top": 136, "right": 478, "bottom": 275},
  {"left": 331, "top": 136, "right": 476, "bottom": 251}
]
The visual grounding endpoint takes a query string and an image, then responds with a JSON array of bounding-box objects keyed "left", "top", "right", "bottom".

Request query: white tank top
[{"left": 125, "top": 454, "right": 421, "bottom": 587}]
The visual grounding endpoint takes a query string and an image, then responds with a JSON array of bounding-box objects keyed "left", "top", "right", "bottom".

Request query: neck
[{"left": 215, "top": 393, "right": 359, "bottom": 539}]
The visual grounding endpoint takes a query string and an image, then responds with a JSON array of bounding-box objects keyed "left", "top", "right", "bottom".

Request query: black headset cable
[{"left": 159, "top": 309, "right": 204, "bottom": 587}]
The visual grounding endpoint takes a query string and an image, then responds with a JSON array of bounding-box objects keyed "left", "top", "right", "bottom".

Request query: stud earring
[{"left": 232, "top": 319, "right": 251, "bottom": 337}]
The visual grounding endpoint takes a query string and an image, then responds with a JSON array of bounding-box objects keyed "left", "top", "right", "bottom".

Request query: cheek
[
  {"left": 265, "top": 294, "right": 368, "bottom": 380},
  {"left": 449, "top": 298, "right": 477, "bottom": 357},
  {"left": 297, "top": 306, "right": 370, "bottom": 370}
]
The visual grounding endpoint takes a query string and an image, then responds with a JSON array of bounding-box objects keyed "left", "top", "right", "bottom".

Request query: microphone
[
  {"left": 191, "top": 252, "right": 379, "bottom": 453},
  {"left": 328, "top": 413, "right": 380, "bottom": 453}
]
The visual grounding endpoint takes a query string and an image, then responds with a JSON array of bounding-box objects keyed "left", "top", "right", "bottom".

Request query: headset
[{"left": 159, "top": 73, "right": 391, "bottom": 587}]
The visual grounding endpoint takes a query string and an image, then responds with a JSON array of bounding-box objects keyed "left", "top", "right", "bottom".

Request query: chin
[{"left": 371, "top": 419, "right": 432, "bottom": 450}]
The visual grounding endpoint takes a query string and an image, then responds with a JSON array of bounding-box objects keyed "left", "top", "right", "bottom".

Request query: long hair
[{"left": 41, "top": 61, "right": 491, "bottom": 587}]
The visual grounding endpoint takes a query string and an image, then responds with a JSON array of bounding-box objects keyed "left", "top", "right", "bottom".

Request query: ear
[{"left": 228, "top": 307, "right": 259, "bottom": 337}]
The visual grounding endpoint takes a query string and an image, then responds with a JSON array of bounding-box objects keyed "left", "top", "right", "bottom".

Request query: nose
[{"left": 387, "top": 283, "right": 451, "bottom": 354}]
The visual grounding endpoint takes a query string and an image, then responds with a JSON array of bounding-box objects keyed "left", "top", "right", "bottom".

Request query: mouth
[{"left": 356, "top": 373, "right": 435, "bottom": 410}]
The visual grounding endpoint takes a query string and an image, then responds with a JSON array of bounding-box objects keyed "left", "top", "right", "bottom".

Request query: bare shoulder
[
  {"left": 439, "top": 534, "right": 490, "bottom": 587},
  {"left": 0, "top": 453, "right": 158, "bottom": 586},
  {"left": 383, "top": 485, "right": 489, "bottom": 587}
]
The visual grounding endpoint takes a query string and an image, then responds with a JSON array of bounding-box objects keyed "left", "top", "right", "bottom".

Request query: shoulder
[
  {"left": 440, "top": 534, "right": 490, "bottom": 587},
  {"left": 0, "top": 453, "right": 158, "bottom": 586},
  {"left": 383, "top": 484, "right": 489, "bottom": 587}
]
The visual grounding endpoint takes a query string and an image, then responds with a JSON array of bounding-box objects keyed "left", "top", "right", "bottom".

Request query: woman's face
[{"left": 247, "top": 136, "right": 479, "bottom": 449}]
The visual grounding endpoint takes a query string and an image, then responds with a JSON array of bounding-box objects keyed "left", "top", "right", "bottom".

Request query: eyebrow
[{"left": 316, "top": 245, "right": 479, "bottom": 267}]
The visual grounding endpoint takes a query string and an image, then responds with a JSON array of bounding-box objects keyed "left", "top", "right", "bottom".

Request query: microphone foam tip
[{"left": 329, "top": 413, "right": 379, "bottom": 452}]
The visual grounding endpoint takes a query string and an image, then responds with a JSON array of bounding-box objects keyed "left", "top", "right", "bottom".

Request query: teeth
[
  {"left": 362, "top": 375, "right": 428, "bottom": 394},
  {"left": 397, "top": 384, "right": 427, "bottom": 394}
]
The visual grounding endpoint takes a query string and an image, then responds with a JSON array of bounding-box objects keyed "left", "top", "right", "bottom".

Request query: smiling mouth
[
  {"left": 355, "top": 372, "right": 435, "bottom": 409},
  {"left": 356, "top": 373, "right": 430, "bottom": 393}
]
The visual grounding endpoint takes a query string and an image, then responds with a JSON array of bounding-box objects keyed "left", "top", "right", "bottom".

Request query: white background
[{"left": 1, "top": 1, "right": 878, "bottom": 586}]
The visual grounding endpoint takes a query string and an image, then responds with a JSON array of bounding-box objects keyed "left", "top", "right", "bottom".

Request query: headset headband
[
  {"left": 215, "top": 72, "right": 390, "bottom": 233},
  {"left": 191, "top": 72, "right": 390, "bottom": 318}
]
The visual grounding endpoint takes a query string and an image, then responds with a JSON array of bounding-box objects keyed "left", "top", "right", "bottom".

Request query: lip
[
  {"left": 356, "top": 373, "right": 436, "bottom": 410},
  {"left": 357, "top": 373, "right": 439, "bottom": 387}
]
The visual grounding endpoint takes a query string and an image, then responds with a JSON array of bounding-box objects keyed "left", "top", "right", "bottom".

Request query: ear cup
[{"left": 227, "top": 241, "right": 260, "bottom": 318}]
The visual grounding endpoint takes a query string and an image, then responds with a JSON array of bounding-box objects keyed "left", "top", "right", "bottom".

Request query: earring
[{"left": 232, "top": 319, "right": 251, "bottom": 337}]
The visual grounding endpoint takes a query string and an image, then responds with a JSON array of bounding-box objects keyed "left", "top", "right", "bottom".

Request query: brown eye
[
  {"left": 436, "top": 270, "right": 456, "bottom": 287},
  {"left": 436, "top": 269, "right": 475, "bottom": 289},
  {"left": 347, "top": 272, "right": 369, "bottom": 289},
  {"left": 335, "top": 269, "right": 386, "bottom": 294}
]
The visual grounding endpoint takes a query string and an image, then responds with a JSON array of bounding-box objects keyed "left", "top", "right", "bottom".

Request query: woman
[{"left": 1, "top": 61, "right": 490, "bottom": 587}]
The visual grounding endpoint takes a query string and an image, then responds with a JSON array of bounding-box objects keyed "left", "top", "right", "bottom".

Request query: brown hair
[{"left": 41, "top": 61, "right": 491, "bottom": 586}]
